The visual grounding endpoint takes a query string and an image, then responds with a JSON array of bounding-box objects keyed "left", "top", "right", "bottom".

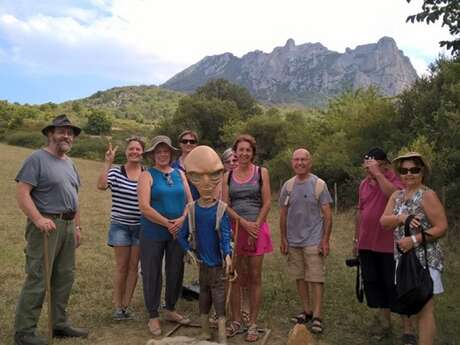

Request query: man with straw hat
[{"left": 14, "top": 114, "right": 88, "bottom": 345}]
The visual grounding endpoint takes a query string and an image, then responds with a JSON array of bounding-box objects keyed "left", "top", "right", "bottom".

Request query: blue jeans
[{"left": 107, "top": 222, "right": 140, "bottom": 247}]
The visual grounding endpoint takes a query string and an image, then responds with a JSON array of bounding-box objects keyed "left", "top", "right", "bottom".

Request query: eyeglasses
[
  {"left": 399, "top": 167, "right": 422, "bottom": 175},
  {"left": 180, "top": 139, "right": 197, "bottom": 145}
]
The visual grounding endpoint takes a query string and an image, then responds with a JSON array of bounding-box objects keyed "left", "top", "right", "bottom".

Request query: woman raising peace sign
[{"left": 97, "top": 136, "right": 145, "bottom": 320}]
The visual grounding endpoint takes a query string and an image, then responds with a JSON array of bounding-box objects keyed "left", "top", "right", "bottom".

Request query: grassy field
[{"left": 0, "top": 143, "right": 459, "bottom": 345}]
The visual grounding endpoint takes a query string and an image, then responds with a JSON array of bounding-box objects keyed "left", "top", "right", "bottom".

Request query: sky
[{"left": 0, "top": 0, "right": 454, "bottom": 104}]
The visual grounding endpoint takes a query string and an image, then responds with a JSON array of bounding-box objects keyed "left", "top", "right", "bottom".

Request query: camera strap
[{"left": 356, "top": 262, "right": 364, "bottom": 303}]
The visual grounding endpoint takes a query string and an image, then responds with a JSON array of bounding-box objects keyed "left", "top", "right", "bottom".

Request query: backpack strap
[
  {"left": 215, "top": 200, "right": 228, "bottom": 239},
  {"left": 227, "top": 170, "right": 233, "bottom": 186},
  {"left": 283, "top": 176, "right": 297, "bottom": 207},
  {"left": 258, "top": 166, "right": 263, "bottom": 187},
  {"left": 186, "top": 201, "right": 197, "bottom": 251},
  {"left": 315, "top": 176, "right": 326, "bottom": 218},
  {"left": 315, "top": 177, "right": 326, "bottom": 202},
  {"left": 215, "top": 200, "right": 228, "bottom": 267}
]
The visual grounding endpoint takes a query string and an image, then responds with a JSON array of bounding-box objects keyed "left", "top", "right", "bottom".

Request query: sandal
[
  {"left": 163, "top": 310, "right": 191, "bottom": 325},
  {"left": 148, "top": 318, "right": 162, "bottom": 336},
  {"left": 245, "top": 324, "right": 259, "bottom": 342},
  {"left": 402, "top": 333, "right": 417, "bottom": 345},
  {"left": 311, "top": 317, "right": 323, "bottom": 334},
  {"left": 226, "top": 321, "right": 244, "bottom": 337},
  {"left": 290, "top": 311, "right": 313, "bottom": 324}
]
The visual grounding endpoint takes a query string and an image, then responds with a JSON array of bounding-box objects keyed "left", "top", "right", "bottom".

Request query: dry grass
[{"left": 0, "top": 143, "right": 459, "bottom": 345}]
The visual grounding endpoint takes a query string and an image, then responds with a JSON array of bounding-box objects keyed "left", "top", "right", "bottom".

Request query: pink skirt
[{"left": 235, "top": 222, "right": 273, "bottom": 256}]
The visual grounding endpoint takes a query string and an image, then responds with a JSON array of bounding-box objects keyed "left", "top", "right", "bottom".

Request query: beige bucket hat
[
  {"left": 143, "top": 135, "right": 178, "bottom": 156},
  {"left": 392, "top": 151, "right": 431, "bottom": 174}
]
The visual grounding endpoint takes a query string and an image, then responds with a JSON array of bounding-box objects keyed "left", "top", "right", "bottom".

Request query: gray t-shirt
[
  {"left": 278, "top": 174, "right": 332, "bottom": 247},
  {"left": 15, "top": 149, "right": 80, "bottom": 214}
]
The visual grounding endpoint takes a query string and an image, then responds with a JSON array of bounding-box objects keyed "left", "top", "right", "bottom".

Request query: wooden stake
[{"left": 43, "top": 233, "right": 53, "bottom": 345}]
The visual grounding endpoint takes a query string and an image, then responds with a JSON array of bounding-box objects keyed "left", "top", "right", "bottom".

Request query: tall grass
[{"left": 0, "top": 143, "right": 458, "bottom": 345}]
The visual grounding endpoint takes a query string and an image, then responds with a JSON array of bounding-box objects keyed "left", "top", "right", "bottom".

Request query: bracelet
[
  {"left": 410, "top": 235, "right": 418, "bottom": 247},
  {"left": 353, "top": 238, "right": 358, "bottom": 244},
  {"left": 76, "top": 225, "right": 82, "bottom": 231}
]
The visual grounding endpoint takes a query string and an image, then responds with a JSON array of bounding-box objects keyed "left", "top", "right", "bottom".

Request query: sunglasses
[
  {"left": 164, "top": 173, "right": 173, "bottom": 186},
  {"left": 399, "top": 167, "right": 422, "bottom": 175},
  {"left": 180, "top": 139, "right": 197, "bottom": 145}
]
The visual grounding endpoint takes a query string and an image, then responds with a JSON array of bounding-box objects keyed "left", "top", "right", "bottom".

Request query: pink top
[{"left": 358, "top": 170, "right": 402, "bottom": 253}]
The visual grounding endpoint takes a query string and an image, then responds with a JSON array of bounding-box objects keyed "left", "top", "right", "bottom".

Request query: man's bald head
[
  {"left": 292, "top": 148, "right": 312, "bottom": 177},
  {"left": 292, "top": 148, "right": 311, "bottom": 160}
]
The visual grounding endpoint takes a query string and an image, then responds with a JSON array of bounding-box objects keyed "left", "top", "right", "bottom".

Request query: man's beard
[{"left": 55, "top": 139, "right": 72, "bottom": 153}]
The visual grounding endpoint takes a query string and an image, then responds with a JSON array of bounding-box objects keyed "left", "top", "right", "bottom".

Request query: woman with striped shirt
[{"left": 97, "top": 136, "right": 145, "bottom": 320}]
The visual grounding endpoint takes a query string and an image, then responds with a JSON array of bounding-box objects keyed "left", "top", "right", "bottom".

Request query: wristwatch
[{"left": 410, "top": 235, "right": 418, "bottom": 247}]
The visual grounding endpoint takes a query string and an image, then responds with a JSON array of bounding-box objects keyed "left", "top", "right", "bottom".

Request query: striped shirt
[{"left": 107, "top": 166, "right": 142, "bottom": 225}]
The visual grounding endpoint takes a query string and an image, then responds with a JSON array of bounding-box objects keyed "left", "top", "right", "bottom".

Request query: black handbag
[{"left": 394, "top": 215, "right": 433, "bottom": 316}]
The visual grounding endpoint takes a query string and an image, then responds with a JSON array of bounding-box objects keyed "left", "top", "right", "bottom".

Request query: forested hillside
[{"left": 1, "top": 57, "right": 459, "bottom": 221}]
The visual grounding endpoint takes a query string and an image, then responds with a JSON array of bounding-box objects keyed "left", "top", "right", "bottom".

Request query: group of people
[{"left": 13, "top": 114, "right": 447, "bottom": 345}]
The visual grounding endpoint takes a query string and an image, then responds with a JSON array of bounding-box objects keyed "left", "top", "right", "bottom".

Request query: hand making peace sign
[{"left": 105, "top": 142, "right": 119, "bottom": 164}]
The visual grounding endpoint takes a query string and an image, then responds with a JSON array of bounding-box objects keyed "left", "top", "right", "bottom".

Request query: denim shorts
[{"left": 107, "top": 222, "right": 140, "bottom": 247}]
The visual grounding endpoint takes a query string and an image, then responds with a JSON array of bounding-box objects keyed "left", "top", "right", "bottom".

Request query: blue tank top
[{"left": 140, "top": 167, "right": 186, "bottom": 240}]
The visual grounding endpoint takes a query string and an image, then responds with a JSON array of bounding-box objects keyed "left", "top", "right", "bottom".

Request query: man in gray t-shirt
[
  {"left": 279, "top": 148, "right": 332, "bottom": 334},
  {"left": 14, "top": 114, "right": 88, "bottom": 345}
]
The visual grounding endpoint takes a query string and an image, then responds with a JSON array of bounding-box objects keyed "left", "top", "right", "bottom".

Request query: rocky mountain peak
[
  {"left": 162, "top": 37, "right": 418, "bottom": 106},
  {"left": 285, "top": 38, "right": 296, "bottom": 50}
]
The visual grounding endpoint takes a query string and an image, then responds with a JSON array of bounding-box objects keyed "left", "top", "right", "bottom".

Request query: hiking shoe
[
  {"left": 113, "top": 308, "right": 126, "bottom": 321},
  {"left": 14, "top": 332, "right": 48, "bottom": 345},
  {"left": 53, "top": 325, "right": 88, "bottom": 338}
]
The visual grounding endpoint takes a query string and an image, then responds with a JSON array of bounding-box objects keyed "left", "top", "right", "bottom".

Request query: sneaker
[
  {"left": 113, "top": 308, "right": 126, "bottom": 321},
  {"left": 123, "top": 308, "right": 134, "bottom": 320}
]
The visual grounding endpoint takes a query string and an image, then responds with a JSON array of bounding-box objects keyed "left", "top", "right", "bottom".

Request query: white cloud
[{"left": 0, "top": 0, "right": 455, "bottom": 86}]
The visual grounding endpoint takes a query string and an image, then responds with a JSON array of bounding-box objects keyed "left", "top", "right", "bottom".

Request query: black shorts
[{"left": 359, "top": 250, "right": 397, "bottom": 310}]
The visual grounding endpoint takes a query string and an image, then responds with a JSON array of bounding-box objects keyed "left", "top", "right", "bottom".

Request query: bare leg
[
  {"left": 380, "top": 308, "right": 392, "bottom": 329},
  {"left": 310, "top": 282, "right": 323, "bottom": 319},
  {"left": 401, "top": 314, "right": 415, "bottom": 334},
  {"left": 295, "top": 280, "right": 312, "bottom": 314},
  {"left": 122, "top": 245, "right": 140, "bottom": 308},
  {"left": 248, "top": 255, "right": 264, "bottom": 325},
  {"left": 418, "top": 299, "right": 435, "bottom": 345},
  {"left": 113, "top": 246, "right": 131, "bottom": 308},
  {"left": 230, "top": 257, "right": 244, "bottom": 322}
]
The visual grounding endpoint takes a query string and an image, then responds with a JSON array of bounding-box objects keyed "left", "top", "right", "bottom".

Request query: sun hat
[
  {"left": 143, "top": 135, "right": 178, "bottom": 156},
  {"left": 392, "top": 151, "right": 431, "bottom": 174},
  {"left": 222, "top": 148, "right": 235, "bottom": 162},
  {"left": 41, "top": 114, "right": 81, "bottom": 136}
]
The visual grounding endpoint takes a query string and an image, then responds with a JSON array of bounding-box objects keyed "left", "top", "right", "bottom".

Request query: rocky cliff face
[{"left": 162, "top": 37, "right": 418, "bottom": 106}]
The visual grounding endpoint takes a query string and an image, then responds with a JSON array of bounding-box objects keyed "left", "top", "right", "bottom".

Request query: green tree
[
  {"left": 406, "top": 0, "right": 460, "bottom": 55},
  {"left": 84, "top": 109, "right": 112, "bottom": 135},
  {"left": 195, "top": 79, "right": 262, "bottom": 117}
]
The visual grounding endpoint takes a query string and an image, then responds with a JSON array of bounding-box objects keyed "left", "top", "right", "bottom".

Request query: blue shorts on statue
[{"left": 107, "top": 222, "right": 140, "bottom": 246}]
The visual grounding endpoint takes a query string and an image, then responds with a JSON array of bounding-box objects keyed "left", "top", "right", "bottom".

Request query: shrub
[
  {"left": 71, "top": 137, "right": 107, "bottom": 160},
  {"left": 84, "top": 110, "right": 112, "bottom": 135},
  {"left": 5, "top": 131, "right": 45, "bottom": 149}
]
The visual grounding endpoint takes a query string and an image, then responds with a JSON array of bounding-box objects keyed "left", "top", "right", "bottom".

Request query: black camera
[{"left": 345, "top": 257, "right": 360, "bottom": 267}]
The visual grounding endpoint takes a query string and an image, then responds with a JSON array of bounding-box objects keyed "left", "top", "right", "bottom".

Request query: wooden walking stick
[
  {"left": 43, "top": 233, "right": 53, "bottom": 345},
  {"left": 225, "top": 218, "right": 239, "bottom": 317}
]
